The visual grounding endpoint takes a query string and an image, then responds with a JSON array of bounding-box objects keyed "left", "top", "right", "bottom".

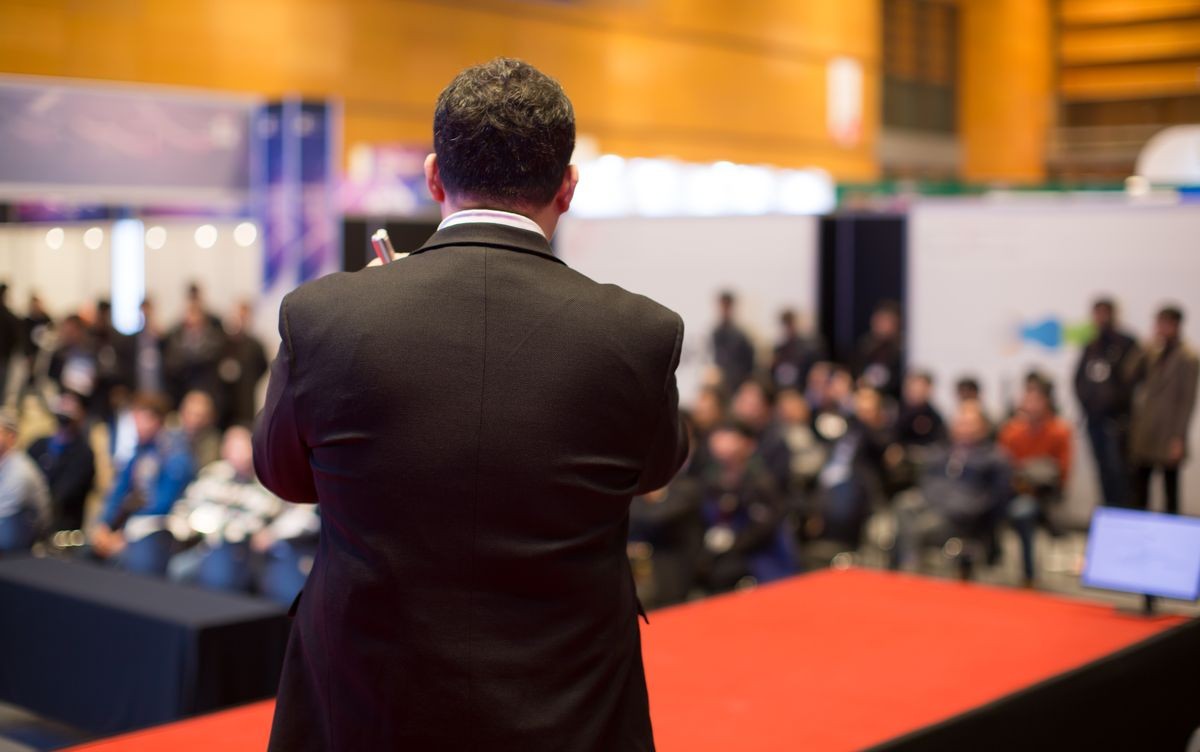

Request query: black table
[{"left": 0, "top": 556, "right": 289, "bottom": 736}]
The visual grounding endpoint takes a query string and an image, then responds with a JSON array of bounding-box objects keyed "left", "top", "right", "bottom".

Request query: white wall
[
  {"left": 0, "top": 224, "right": 111, "bottom": 318},
  {"left": 555, "top": 215, "right": 819, "bottom": 404},
  {"left": 0, "top": 221, "right": 262, "bottom": 335},
  {"left": 142, "top": 220, "right": 263, "bottom": 332},
  {"left": 908, "top": 199, "right": 1200, "bottom": 520}
]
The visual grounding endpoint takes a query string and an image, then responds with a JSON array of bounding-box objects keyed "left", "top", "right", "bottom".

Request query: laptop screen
[{"left": 1082, "top": 508, "right": 1200, "bottom": 601}]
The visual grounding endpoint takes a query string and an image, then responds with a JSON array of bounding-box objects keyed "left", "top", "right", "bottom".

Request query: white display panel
[
  {"left": 555, "top": 215, "right": 818, "bottom": 404},
  {"left": 908, "top": 199, "right": 1200, "bottom": 521}
]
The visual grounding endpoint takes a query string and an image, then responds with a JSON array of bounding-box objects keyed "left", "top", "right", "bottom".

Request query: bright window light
[{"left": 111, "top": 219, "right": 145, "bottom": 335}]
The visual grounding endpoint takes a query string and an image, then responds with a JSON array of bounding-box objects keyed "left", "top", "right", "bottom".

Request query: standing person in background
[
  {"left": 1129, "top": 306, "right": 1199, "bottom": 514},
  {"left": 711, "top": 290, "right": 756, "bottom": 392},
  {"left": 0, "top": 409, "right": 50, "bottom": 552},
  {"left": 134, "top": 298, "right": 166, "bottom": 396},
  {"left": 1074, "top": 298, "right": 1140, "bottom": 508},
  {"left": 27, "top": 392, "right": 95, "bottom": 533},
  {"left": 90, "top": 300, "right": 135, "bottom": 424},
  {"left": 771, "top": 309, "right": 823, "bottom": 392},
  {"left": 854, "top": 300, "right": 905, "bottom": 401},
  {"left": 18, "top": 294, "right": 54, "bottom": 410},
  {"left": 48, "top": 315, "right": 97, "bottom": 407},
  {"left": 0, "top": 284, "right": 21, "bottom": 406},
  {"left": 164, "top": 300, "right": 226, "bottom": 410},
  {"left": 218, "top": 301, "right": 268, "bottom": 429}
]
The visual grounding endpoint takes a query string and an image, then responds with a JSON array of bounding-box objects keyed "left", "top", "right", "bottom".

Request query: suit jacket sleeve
[
  {"left": 254, "top": 296, "right": 319, "bottom": 504},
  {"left": 635, "top": 314, "right": 689, "bottom": 495}
]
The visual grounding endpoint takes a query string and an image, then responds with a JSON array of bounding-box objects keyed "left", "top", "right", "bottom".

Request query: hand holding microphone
[{"left": 369, "top": 229, "right": 405, "bottom": 266}]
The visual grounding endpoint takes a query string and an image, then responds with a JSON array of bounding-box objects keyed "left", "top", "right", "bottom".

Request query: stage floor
[{"left": 67, "top": 568, "right": 1189, "bottom": 751}]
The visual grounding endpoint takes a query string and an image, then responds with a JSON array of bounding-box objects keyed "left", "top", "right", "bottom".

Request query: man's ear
[
  {"left": 425, "top": 153, "right": 446, "bottom": 203},
  {"left": 554, "top": 165, "right": 579, "bottom": 213}
]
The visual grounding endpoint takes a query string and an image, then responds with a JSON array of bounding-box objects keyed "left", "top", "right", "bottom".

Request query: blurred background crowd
[
  {"left": 627, "top": 292, "right": 1196, "bottom": 608},
  {"left": 0, "top": 279, "right": 1194, "bottom": 612},
  {"left": 0, "top": 282, "right": 315, "bottom": 607}
]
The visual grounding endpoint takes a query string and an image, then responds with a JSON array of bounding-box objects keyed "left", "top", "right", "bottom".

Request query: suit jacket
[
  {"left": 253, "top": 222, "right": 687, "bottom": 751},
  {"left": 1129, "top": 342, "right": 1200, "bottom": 465}
]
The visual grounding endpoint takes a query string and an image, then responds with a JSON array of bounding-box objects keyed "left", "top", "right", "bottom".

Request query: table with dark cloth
[{"left": 0, "top": 556, "right": 289, "bottom": 736}]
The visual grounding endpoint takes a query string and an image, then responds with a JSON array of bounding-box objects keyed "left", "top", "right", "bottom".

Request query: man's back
[{"left": 256, "top": 222, "right": 685, "bottom": 751}]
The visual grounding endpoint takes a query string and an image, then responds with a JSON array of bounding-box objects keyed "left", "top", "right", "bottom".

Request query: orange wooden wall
[{"left": 0, "top": 0, "right": 881, "bottom": 179}]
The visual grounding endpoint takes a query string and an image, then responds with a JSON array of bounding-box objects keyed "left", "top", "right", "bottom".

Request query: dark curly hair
[{"left": 433, "top": 58, "right": 575, "bottom": 208}]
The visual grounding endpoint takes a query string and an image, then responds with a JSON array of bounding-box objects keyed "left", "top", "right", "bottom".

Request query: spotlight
[
  {"left": 45, "top": 227, "right": 64, "bottom": 250},
  {"left": 82, "top": 227, "right": 104, "bottom": 250},
  {"left": 233, "top": 221, "right": 258, "bottom": 247},
  {"left": 194, "top": 224, "right": 218, "bottom": 249},
  {"left": 145, "top": 225, "right": 167, "bottom": 250}
]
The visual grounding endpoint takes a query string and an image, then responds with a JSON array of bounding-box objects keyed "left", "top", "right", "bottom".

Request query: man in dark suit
[{"left": 254, "top": 58, "right": 687, "bottom": 751}]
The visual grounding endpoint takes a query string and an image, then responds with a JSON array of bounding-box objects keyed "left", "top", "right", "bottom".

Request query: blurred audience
[
  {"left": 893, "top": 402, "right": 1011, "bottom": 578},
  {"left": 1129, "top": 306, "right": 1198, "bottom": 514},
  {"left": 166, "top": 426, "right": 318, "bottom": 605},
  {"left": 26, "top": 392, "right": 95, "bottom": 533},
  {"left": 698, "top": 421, "right": 796, "bottom": 591},
  {"left": 1074, "top": 298, "right": 1140, "bottom": 507},
  {"left": 134, "top": 297, "right": 166, "bottom": 396},
  {"left": 0, "top": 408, "right": 50, "bottom": 552}
]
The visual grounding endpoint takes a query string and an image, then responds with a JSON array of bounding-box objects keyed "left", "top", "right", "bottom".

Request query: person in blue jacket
[{"left": 91, "top": 392, "right": 194, "bottom": 575}]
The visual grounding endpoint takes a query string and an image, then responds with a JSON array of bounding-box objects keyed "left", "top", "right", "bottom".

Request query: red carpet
[{"left": 68, "top": 568, "right": 1184, "bottom": 751}]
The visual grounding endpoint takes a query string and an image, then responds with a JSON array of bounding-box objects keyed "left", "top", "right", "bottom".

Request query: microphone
[{"left": 370, "top": 229, "right": 398, "bottom": 265}]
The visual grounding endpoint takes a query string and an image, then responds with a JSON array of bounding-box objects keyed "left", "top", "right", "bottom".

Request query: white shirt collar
[{"left": 437, "top": 209, "right": 546, "bottom": 239}]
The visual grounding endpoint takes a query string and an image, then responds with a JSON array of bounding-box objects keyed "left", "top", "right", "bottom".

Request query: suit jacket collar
[{"left": 410, "top": 222, "right": 565, "bottom": 266}]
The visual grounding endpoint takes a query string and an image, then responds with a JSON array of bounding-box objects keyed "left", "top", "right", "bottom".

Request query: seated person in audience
[
  {"left": 47, "top": 315, "right": 97, "bottom": 406},
  {"left": 770, "top": 309, "right": 823, "bottom": 392},
  {"left": 167, "top": 426, "right": 319, "bottom": 604},
  {"left": 91, "top": 392, "right": 195, "bottom": 574},
  {"left": 27, "top": 392, "right": 95, "bottom": 532},
  {"left": 629, "top": 419, "right": 704, "bottom": 609},
  {"left": 804, "top": 361, "right": 832, "bottom": 412},
  {"left": 811, "top": 365, "right": 856, "bottom": 444},
  {"left": 0, "top": 408, "right": 51, "bottom": 552},
  {"left": 896, "top": 371, "right": 947, "bottom": 448},
  {"left": 686, "top": 386, "right": 725, "bottom": 480},
  {"left": 698, "top": 421, "right": 795, "bottom": 592},
  {"left": 811, "top": 387, "right": 891, "bottom": 549},
  {"left": 730, "top": 377, "right": 791, "bottom": 494},
  {"left": 775, "top": 389, "right": 827, "bottom": 494},
  {"left": 955, "top": 376, "right": 982, "bottom": 407},
  {"left": 997, "top": 376, "right": 1072, "bottom": 586},
  {"left": 854, "top": 300, "right": 905, "bottom": 401},
  {"left": 893, "top": 402, "right": 1012, "bottom": 578},
  {"left": 179, "top": 389, "right": 221, "bottom": 468}
]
